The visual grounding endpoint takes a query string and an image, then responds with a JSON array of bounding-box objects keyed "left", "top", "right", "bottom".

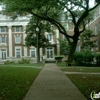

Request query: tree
[
  {"left": 58, "top": 38, "right": 70, "bottom": 55},
  {"left": 25, "top": 16, "right": 51, "bottom": 62},
  {"left": 80, "top": 29, "right": 96, "bottom": 51},
  {"left": 1, "top": 0, "right": 100, "bottom": 66}
]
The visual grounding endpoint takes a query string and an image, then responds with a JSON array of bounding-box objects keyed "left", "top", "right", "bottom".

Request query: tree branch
[{"left": 30, "top": 11, "right": 73, "bottom": 43}]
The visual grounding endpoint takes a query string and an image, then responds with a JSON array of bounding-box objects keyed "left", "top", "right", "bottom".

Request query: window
[
  {"left": 99, "top": 5, "right": 100, "bottom": 14},
  {"left": 14, "top": 26, "right": 21, "bottom": 32},
  {"left": 76, "top": 45, "right": 80, "bottom": 52},
  {"left": 30, "top": 48, "right": 36, "bottom": 57},
  {"left": 1, "top": 49, "right": 6, "bottom": 60},
  {"left": 16, "top": 49, "right": 21, "bottom": 58},
  {"left": 94, "top": 13, "right": 97, "bottom": 19},
  {"left": 15, "top": 36, "right": 21, "bottom": 43},
  {"left": 94, "top": 25, "right": 98, "bottom": 35},
  {"left": 0, "top": 26, "right": 6, "bottom": 33},
  {"left": 46, "top": 34, "right": 52, "bottom": 41},
  {"left": 96, "top": 41, "right": 98, "bottom": 50},
  {"left": 1, "top": 36, "right": 6, "bottom": 43}
]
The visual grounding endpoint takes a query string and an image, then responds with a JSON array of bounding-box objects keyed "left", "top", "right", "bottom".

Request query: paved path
[
  {"left": 64, "top": 72, "right": 100, "bottom": 74},
  {"left": 23, "top": 63, "right": 87, "bottom": 100}
]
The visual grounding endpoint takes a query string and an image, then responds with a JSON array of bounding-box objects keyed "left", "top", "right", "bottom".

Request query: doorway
[
  {"left": 1, "top": 49, "right": 6, "bottom": 60},
  {"left": 46, "top": 48, "right": 54, "bottom": 60}
]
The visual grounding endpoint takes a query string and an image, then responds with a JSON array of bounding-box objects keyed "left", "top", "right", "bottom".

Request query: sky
[{"left": 0, "top": 0, "right": 96, "bottom": 11}]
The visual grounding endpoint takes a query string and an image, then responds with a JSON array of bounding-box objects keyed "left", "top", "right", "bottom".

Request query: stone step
[{"left": 45, "top": 60, "right": 56, "bottom": 63}]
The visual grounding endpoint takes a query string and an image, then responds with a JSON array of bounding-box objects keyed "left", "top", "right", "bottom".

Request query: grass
[
  {"left": 1, "top": 63, "right": 45, "bottom": 67},
  {"left": 59, "top": 64, "right": 100, "bottom": 100},
  {"left": 61, "top": 67, "right": 100, "bottom": 72},
  {"left": 0, "top": 66, "right": 41, "bottom": 100},
  {"left": 57, "top": 62, "right": 67, "bottom": 67},
  {"left": 67, "top": 74, "right": 100, "bottom": 100}
]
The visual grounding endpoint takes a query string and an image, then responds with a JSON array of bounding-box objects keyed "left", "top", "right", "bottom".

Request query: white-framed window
[
  {"left": 16, "top": 49, "right": 21, "bottom": 58},
  {"left": 14, "top": 26, "right": 21, "bottom": 32},
  {"left": 46, "top": 34, "right": 53, "bottom": 41},
  {"left": 30, "top": 48, "right": 36, "bottom": 57},
  {"left": 1, "top": 49, "right": 6, "bottom": 60},
  {"left": 1, "top": 36, "right": 6, "bottom": 43},
  {"left": 94, "top": 12, "right": 97, "bottom": 20},
  {"left": 76, "top": 45, "right": 80, "bottom": 52},
  {"left": 99, "top": 5, "right": 100, "bottom": 14},
  {"left": 94, "top": 25, "right": 98, "bottom": 35},
  {"left": 15, "top": 36, "right": 21, "bottom": 43},
  {"left": 0, "top": 26, "right": 6, "bottom": 33},
  {"left": 96, "top": 41, "right": 98, "bottom": 50}
]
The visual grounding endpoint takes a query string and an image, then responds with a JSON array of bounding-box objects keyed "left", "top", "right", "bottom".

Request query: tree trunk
[
  {"left": 38, "top": 48, "right": 40, "bottom": 63},
  {"left": 67, "top": 40, "right": 78, "bottom": 66}
]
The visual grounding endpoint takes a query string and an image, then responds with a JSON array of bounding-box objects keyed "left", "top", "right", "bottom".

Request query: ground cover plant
[
  {"left": 2, "top": 63, "right": 45, "bottom": 67},
  {"left": 67, "top": 74, "right": 100, "bottom": 100},
  {"left": 0, "top": 66, "right": 41, "bottom": 100},
  {"left": 59, "top": 65, "right": 100, "bottom": 100},
  {"left": 61, "top": 67, "right": 100, "bottom": 73}
]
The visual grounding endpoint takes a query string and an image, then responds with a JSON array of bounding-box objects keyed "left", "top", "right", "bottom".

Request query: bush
[
  {"left": 83, "top": 50, "right": 94, "bottom": 65},
  {"left": 74, "top": 50, "right": 94, "bottom": 66},
  {"left": 17, "top": 58, "right": 30, "bottom": 64},
  {"left": 95, "top": 53, "right": 100, "bottom": 65},
  {"left": 55, "top": 56, "right": 64, "bottom": 63},
  {"left": 74, "top": 52, "right": 84, "bottom": 65},
  {"left": 4, "top": 60, "right": 15, "bottom": 65}
]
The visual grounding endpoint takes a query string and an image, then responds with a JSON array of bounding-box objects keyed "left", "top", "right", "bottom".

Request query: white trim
[
  {"left": 8, "top": 26, "right": 12, "bottom": 57},
  {"left": 88, "top": 15, "right": 100, "bottom": 26}
]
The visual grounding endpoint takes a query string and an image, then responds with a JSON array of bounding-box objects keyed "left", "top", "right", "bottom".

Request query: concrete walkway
[{"left": 23, "top": 63, "right": 87, "bottom": 100}]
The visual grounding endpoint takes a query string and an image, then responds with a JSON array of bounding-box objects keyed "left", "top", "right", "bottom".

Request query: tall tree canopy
[
  {"left": 1, "top": 0, "right": 100, "bottom": 65},
  {"left": 25, "top": 16, "right": 50, "bottom": 48},
  {"left": 25, "top": 16, "right": 52, "bottom": 62}
]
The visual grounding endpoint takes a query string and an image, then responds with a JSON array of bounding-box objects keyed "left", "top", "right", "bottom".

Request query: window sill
[{"left": 0, "top": 43, "right": 7, "bottom": 46}]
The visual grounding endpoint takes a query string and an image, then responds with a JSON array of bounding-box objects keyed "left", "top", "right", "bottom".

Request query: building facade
[
  {"left": 0, "top": 15, "right": 60, "bottom": 63},
  {"left": 87, "top": 5, "right": 100, "bottom": 52},
  {"left": 0, "top": 5, "right": 100, "bottom": 63}
]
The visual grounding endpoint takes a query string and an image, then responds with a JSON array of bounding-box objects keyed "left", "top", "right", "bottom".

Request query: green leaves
[
  {"left": 80, "top": 29, "right": 96, "bottom": 50},
  {"left": 25, "top": 16, "right": 51, "bottom": 48}
]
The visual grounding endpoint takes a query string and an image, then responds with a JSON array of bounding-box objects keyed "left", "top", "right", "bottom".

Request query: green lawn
[
  {"left": 0, "top": 66, "right": 41, "bottom": 100},
  {"left": 1, "top": 63, "right": 45, "bottom": 67},
  {"left": 67, "top": 74, "right": 100, "bottom": 100},
  {"left": 59, "top": 65, "right": 100, "bottom": 100},
  {"left": 61, "top": 67, "right": 100, "bottom": 72}
]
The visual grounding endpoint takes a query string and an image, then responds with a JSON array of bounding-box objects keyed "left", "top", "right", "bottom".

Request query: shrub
[
  {"left": 74, "top": 52, "right": 84, "bottom": 65},
  {"left": 82, "top": 50, "right": 94, "bottom": 65},
  {"left": 55, "top": 56, "right": 64, "bottom": 63},
  {"left": 74, "top": 50, "right": 94, "bottom": 66},
  {"left": 4, "top": 60, "right": 15, "bottom": 65},
  {"left": 17, "top": 58, "right": 30, "bottom": 64},
  {"left": 95, "top": 53, "right": 100, "bottom": 65}
]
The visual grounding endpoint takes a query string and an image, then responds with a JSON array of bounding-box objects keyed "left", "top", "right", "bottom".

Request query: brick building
[
  {"left": 0, "top": 5, "right": 100, "bottom": 63},
  {"left": 0, "top": 15, "right": 60, "bottom": 63}
]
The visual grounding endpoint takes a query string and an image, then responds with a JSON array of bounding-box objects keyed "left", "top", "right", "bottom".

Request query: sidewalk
[{"left": 23, "top": 63, "right": 87, "bottom": 100}]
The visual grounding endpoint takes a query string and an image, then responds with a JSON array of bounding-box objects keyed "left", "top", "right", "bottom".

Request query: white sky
[{"left": 0, "top": 0, "right": 95, "bottom": 11}]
